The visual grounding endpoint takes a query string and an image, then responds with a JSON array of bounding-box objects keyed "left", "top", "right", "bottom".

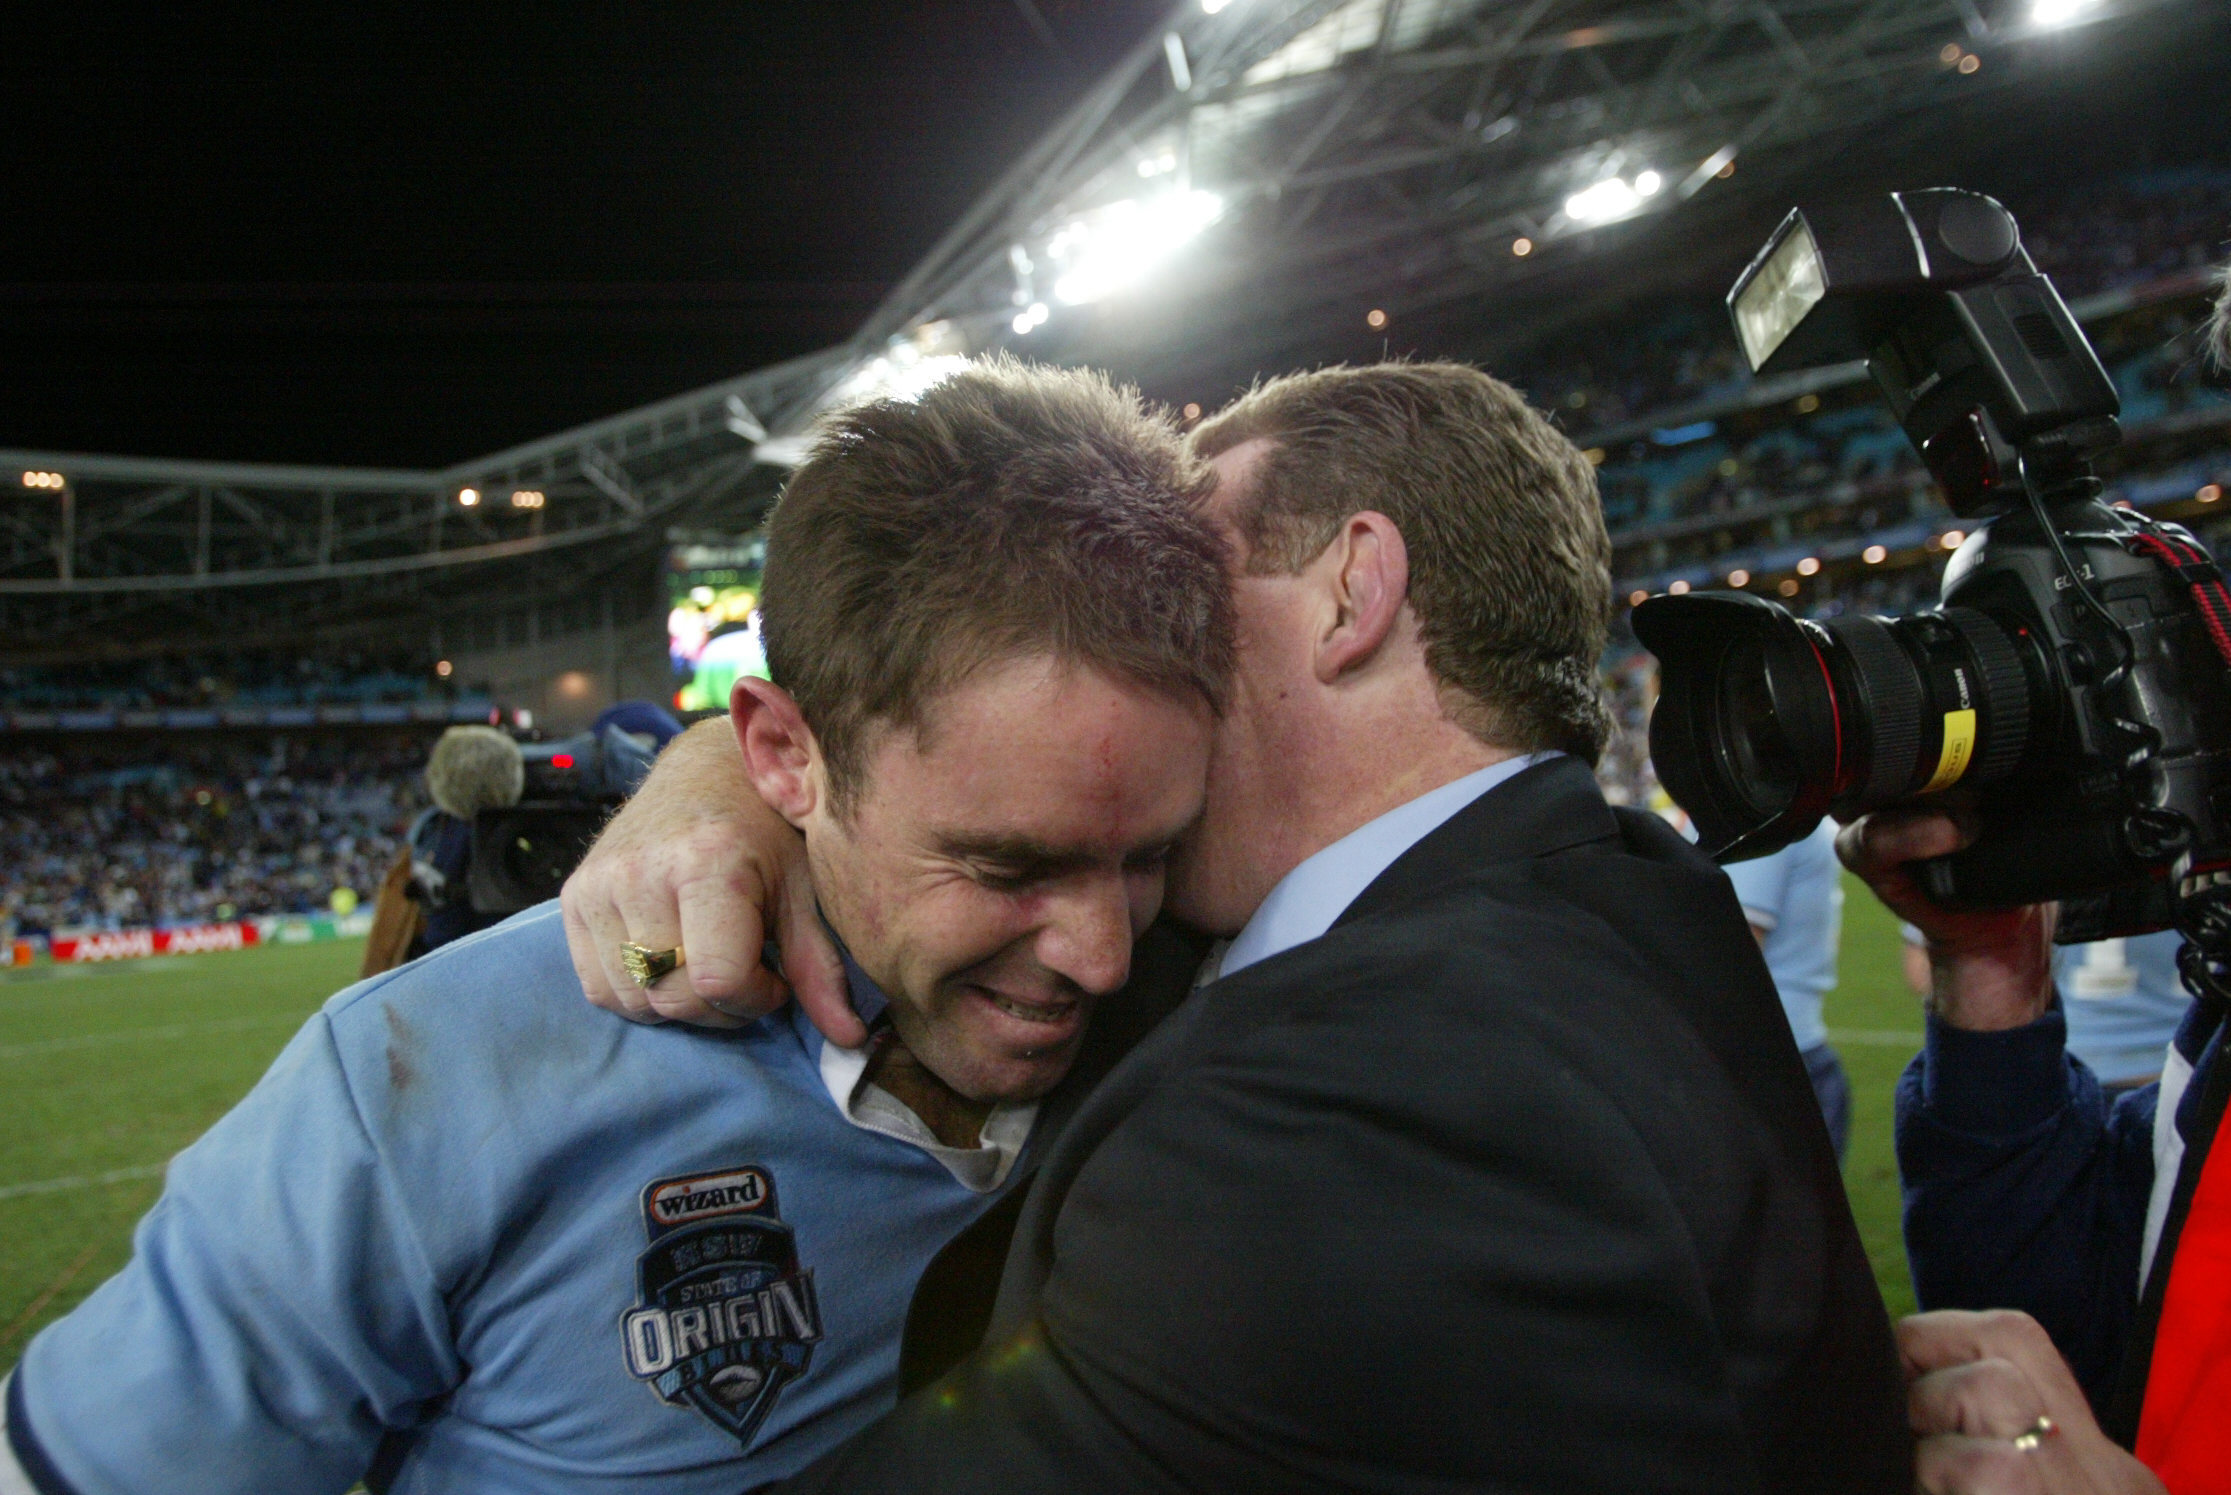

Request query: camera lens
[
  {"left": 1712, "top": 637, "right": 1804, "bottom": 820},
  {"left": 1634, "top": 592, "right": 2035, "bottom": 860}
]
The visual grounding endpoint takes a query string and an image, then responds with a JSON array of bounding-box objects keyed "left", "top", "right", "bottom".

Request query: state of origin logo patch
[{"left": 618, "top": 1166, "right": 823, "bottom": 1446}]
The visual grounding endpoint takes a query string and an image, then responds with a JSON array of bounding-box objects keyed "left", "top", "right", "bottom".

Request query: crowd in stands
[
  {"left": 1511, "top": 170, "right": 2231, "bottom": 530},
  {"left": 1595, "top": 650, "right": 1660, "bottom": 812},
  {"left": 0, "top": 649, "right": 454, "bottom": 713},
  {"left": 0, "top": 733, "right": 428, "bottom": 937},
  {"left": 1593, "top": 300, "right": 2231, "bottom": 536},
  {"left": 2018, "top": 168, "right": 2231, "bottom": 301}
]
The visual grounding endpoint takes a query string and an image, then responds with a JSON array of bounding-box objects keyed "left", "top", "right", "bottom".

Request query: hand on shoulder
[{"left": 560, "top": 717, "right": 859, "bottom": 1044}]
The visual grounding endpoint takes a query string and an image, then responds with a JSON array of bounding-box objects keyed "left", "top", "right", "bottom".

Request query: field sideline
[{"left": 0, "top": 877, "right": 1927, "bottom": 1372}]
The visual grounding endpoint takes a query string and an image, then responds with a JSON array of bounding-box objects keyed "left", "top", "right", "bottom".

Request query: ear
[
  {"left": 730, "top": 677, "right": 821, "bottom": 824},
  {"left": 1312, "top": 510, "right": 1411, "bottom": 684}
]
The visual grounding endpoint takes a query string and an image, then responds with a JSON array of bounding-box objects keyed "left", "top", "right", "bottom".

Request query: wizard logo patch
[{"left": 618, "top": 1166, "right": 822, "bottom": 1446}]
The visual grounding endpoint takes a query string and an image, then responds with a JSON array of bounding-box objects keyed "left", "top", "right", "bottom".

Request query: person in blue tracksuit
[
  {"left": 1854, "top": 808, "right": 2225, "bottom": 1418},
  {"left": 2056, "top": 930, "right": 2192, "bottom": 1093}
]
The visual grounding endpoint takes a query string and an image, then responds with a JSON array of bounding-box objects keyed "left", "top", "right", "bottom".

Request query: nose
[{"left": 1033, "top": 872, "right": 1137, "bottom": 996}]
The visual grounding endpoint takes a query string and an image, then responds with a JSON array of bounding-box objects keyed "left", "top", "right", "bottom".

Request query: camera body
[
  {"left": 1924, "top": 504, "right": 2231, "bottom": 924},
  {"left": 464, "top": 726, "right": 655, "bottom": 916},
  {"left": 1635, "top": 189, "right": 2231, "bottom": 942}
]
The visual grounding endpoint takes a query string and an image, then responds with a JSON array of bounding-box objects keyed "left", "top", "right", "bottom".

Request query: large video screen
[{"left": 667, "top": 536, "right": 770, "bottom": 713}]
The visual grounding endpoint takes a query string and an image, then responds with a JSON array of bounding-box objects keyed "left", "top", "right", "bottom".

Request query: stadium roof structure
[
  {"left": 0, "top": 349, "right": 845, "bottom": 659},
  {"left": 4, "top": 0, "right": 2209, "bottom": 660}
]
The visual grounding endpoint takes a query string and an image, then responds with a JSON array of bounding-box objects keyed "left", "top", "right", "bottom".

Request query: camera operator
[
  {"left": 1842, "top": 805, "right": 2216, "bottom": 1495},
  {"left": 363, "top": 704, "right": 686, "bottom": 975},
  {"left": 1632, "top": 195, "right": 2230, "bottom": 1492},
  {"left": 1900, "top": 921, "right": 2190, "bottom": 1097},
  {"left": 1855, "top": 276, "right": 2231, "bottom": 1495},
  {"left": 406, "top": 723, "right": 525, "bottom": 954}
]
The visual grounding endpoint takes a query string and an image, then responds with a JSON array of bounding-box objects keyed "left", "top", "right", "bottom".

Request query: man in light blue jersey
[
  {"left": 0, "top": 359, "right": 1232, "bottom": 1495},
  {"left": 2053, "top": 930, "right": 2190, "bottom": 1094},
  {"left": 1725, "top": 818, "right": 1852, "bottom": 1161}
]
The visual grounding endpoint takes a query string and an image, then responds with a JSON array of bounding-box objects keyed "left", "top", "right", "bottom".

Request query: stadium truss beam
[
  {"left": 1, "top": 346, "right": 850, "bottom": 598},
  {"left": 837, "top": 0, "right": 2199, "bottom": 393}
]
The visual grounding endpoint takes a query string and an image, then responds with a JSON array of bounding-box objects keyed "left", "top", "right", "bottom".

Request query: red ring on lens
[{"left": 1802, "top": 629, "right": 1844, "bottom": 795}]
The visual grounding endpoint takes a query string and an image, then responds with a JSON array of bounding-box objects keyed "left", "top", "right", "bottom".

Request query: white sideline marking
[
  {"left": 0, "top": 1161, "right": 170, "bottom": 1203},
  {"left": 1826, "top": 1028, "right": 1925, "bottom": 1047},
  {"left": 0, "top": 1013, "right": 295, "bottom": 1061}
]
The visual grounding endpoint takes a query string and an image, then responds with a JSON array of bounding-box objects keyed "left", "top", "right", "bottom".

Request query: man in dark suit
[{"left": 566, "top": 364, "right": 1912, "bottom": 1490}]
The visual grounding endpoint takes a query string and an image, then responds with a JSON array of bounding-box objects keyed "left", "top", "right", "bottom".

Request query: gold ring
[
  {"left": 2010, "top": 1415, "right": 2057, "bottom": 1452},
  {"left": 620, "top": 942, "right": 685, "bottom": 988}
]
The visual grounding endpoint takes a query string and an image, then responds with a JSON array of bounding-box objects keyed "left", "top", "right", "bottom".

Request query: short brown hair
[
  {"left": 2210, "top": 259, "right": 2231, "bottom": 372},
  {"left": 761, "top": 356, "right": 1232, "bottom": 809},
  {"left": 1191, "top": 362, "right": 1613, "bottom": 761}
]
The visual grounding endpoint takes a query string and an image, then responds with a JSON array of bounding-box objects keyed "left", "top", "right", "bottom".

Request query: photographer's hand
[
  {"left": 1836, "top": 806, "right": 2055, "bottom": 1031},
  {"left": 560, "top": 717, "right": 861, "bottom": 1043},
  {"left": 1902, "top": 1310, "right": 2166, "bottom": 1495}
]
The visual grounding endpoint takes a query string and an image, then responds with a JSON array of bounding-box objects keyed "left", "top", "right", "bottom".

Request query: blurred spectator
[
  {"left": 1593, "top": 650, "right": 1659, "bottom": 809},
  {"left": 1726, "top": 821, "right": 1852, "bottom": 1162}
]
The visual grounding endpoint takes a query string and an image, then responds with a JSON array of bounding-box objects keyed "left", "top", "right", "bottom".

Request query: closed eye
[{"left": 970, "top": 865, "right": 1040, "bottom": 892}]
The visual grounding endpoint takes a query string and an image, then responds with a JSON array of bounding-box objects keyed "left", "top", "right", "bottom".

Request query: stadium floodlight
[
  {"left": 2032, "top": 0, "right": 2103, "bottom": 24},
  {"left": 20, "top": 470, "right": 65, "bottom": 490},
  {"left": 1201, "top": 0, "right": 1236, "bottom": 12},
  {"left": 1563, "top": 171, "right": 1661, "bottom": 226},
  {"left": 828, "top": 349, "right": 971, "bottom": 407},
  {"left": 1046, "top": 190, "right": 1225, "bottom": 306},
  {"left": 457, "top": 487, "right": 481, "bottom": 507},
  {"left": 1011, "top": 301, "right": 1051, "bottom": 336}
]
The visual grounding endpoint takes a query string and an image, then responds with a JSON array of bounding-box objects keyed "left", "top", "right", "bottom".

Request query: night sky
[{"left": 0, "top": 2, "right": 1169, "bottom": 467}]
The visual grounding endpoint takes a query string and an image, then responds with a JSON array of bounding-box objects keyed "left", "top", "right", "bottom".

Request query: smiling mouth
[{"left": 975, "top": 986, "right": 1080, "bottom": 1027}]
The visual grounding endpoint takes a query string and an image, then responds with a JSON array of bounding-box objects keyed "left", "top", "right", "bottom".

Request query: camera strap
[{"left": 2126, "top": 528, "right": 2231, "bottom": 675}]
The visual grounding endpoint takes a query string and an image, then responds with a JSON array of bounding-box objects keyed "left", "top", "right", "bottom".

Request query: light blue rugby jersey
[
  {"left": 2053, "top": 928, "right": 2192, "bottom": 1085},
  {"left": 6, "top": 904, "right": 1019, "bottom": 1495}
]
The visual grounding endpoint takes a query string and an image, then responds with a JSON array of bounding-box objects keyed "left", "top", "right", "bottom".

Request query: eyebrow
[{"left": 935, "top": 832, "right": 1179, "bottom": 878}]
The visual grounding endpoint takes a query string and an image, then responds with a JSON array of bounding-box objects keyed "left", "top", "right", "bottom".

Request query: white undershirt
[
  {"left": 817, "top": 1038, "right": 1035, "bottom": 1194},
  {"left": 2140, "top": 1039, "right": 2196, "bottom": 1294}
]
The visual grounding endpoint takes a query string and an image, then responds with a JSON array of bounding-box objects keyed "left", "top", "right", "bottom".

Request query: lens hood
[{"left": 1632, "top": 591, "right": 1842, "bottom": 862}]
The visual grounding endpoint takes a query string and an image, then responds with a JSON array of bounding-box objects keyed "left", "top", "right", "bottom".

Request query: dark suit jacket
[{"left": 782, "top": 757, "right": 1911, "bottom": 1493}]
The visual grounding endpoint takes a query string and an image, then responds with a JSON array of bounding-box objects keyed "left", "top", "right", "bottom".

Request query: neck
[
  {"left": 864, "top": 1037, "right": 995, "bottom": 1149},
  {"left": 1269, "top": 702, "right": 1513, "bottom": 886}
]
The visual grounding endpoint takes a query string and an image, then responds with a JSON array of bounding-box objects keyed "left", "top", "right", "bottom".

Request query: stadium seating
[
  {"left": 0, "top": 649, "right": 459, "bottom": 713},
  {"left": 0, "top": 734, "right": 428, "bottom": 939}
]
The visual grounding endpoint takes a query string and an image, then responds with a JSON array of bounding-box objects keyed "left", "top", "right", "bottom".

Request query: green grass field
[{"left": 0, "top": 881, "right": 1926, "bottom": 1371}]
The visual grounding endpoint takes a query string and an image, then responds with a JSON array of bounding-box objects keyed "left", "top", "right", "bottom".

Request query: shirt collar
[
  {"left": 1216, "top": 752, "right": 1554, "bottom": 981},
  {"left": 792, "top": 946, "right": 1035, "bottom": 1193}
]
